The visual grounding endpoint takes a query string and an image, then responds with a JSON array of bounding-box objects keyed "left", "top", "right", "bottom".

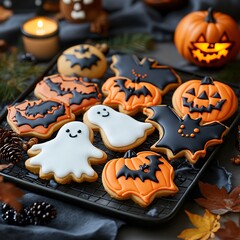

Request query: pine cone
[
  {"left": 0, "top": 143, "right": 22, "bottom": 163},
  {"left": 0, "top": 128, "right": 22, "bottom": 148},
  {"left": 28, "top": 201, "right": 57, "bottom": 225}
]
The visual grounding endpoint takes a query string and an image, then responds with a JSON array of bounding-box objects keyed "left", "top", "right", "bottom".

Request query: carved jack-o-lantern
[
  {"left": 60, "top": 0, "right": 102, "bottom": 23},
  {"left": 102, "top": 76, "right": 162, "bottom": 116},
  {"left": 57, "top": 44, "right": 107, "bottom": 78},
  {"left": 172, "top": 76, "right": 238, "bottom": 123},
  {"left": 102, "top": 150, "right": 178, "bottom": 207},
  {"left": 174, "top": 8, "right": 240, "bottom": 67}
]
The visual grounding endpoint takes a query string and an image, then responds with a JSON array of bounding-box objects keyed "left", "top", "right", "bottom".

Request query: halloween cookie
[
  {"left": 172, "top": 76, "right": 238, "bottom": 123},
  {"left": 83, "top": 105, "right": 155, "bottom": 152},
  {"left": 144, "top": 105, "right": 228, "bottom": 164},
  {"left": 34, "top": 74, "right": 102, "bottom": 115},
  {"left": 110, "top": 54, "right": 182, "bottom": 95},
  {"left": 102, "top": 150, "right": 178, "bottom": 207},
  {"left": 102, "top": 54, "right": 181, "bottom": 115},
  {"left": 25, "top": 121, "right": 107, "bottom": 184},
  {"left": 7, "top": 99, "right": 75, "bottom": 139},
  {"left": 57, "top": 44, "right": 107, "bottom": 78}
]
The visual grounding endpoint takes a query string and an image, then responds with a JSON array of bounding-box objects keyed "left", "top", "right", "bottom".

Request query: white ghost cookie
[
  {"left": 83, "top": 105, "right": 155, "bottom": 152},
  {"left": 25, "top": 121, "right": 107, "bottom": 184}
]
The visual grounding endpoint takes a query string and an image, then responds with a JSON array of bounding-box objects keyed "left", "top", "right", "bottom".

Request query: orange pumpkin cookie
[
  {"left": 144, "top": 105, "right": 228, "bottom": 164},
  {"left": 57, "top": 44, "right": 107, "bottom": 78},
  {"left": 172, "top": 76, "right": 238, "bottom": 123},
  {"left": 102, "top": 76, "right": 162, "bottom": 116},
  {"left": 102, "top": 150, "right": 178, "bottom": 207},
  {"left": 7, "top": 99, "right": 75, "bottom": 139},
  {"left": 34, "top": 74, "right": 102, "bottom": 115}
]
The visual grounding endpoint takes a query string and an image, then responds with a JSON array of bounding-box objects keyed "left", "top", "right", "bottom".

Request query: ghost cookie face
[
  {"left": 57, "top": 44, "right": 107, "bottom": 79},
  {"left": 102, "top": 150, "right": 178, "bottom": 207},
  {"left": 60, "top": 0, "right": 102, "bottom": 23},
  {"left": 25, "top": 121, "right": 107, "bottom": 184},
  {"left": 83, "top": 105, "right": 155, "bottom": 152}
]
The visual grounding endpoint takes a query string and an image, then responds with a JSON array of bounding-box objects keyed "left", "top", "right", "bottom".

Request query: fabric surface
[
  {"left": 0, "top": 193, "right": 123, "bottom": 240},
  {"left": 1, "top": 0, "right": 240, "bottom": 44}
]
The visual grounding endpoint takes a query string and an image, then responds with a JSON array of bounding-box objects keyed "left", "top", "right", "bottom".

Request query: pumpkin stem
[
  {"left": 200, "top": 76, "right": 215, "bottom": 85},
  {"left": 124, "top": 150, "right": 137, "bottom": 158},
  {"left": 205, "top": 7, "right": 216, "bottom": 23},
  {"left": 133, "top": 76, "right": 140, "bottom": 83}
]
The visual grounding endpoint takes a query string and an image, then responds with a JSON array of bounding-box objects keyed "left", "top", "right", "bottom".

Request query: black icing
[
  {"left": 117, "top": 154, "right": 163, "bottom": 183},
  {"left": 112, "top": 55, "right": 180, "bottom": 91},
  {"left": 148, "top": 105, "right": 227, "bottom": 155},
  {"left": 114, "top": 78, "right": 152, "bottom": 101},
  {"left": 15, "top": 102, "right": 65, "bottom": 128}
]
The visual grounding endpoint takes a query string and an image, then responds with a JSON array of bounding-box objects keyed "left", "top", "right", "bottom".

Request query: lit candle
[{"left": 21, "top": 16, "right": 59, "bottom": 60}]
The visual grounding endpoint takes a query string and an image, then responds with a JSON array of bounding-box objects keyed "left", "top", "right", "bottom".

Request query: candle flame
[{"left": 37, "top": 20, "right": 43, "bottom": 29}]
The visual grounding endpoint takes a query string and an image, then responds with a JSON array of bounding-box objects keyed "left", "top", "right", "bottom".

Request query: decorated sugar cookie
[
  {"left": 83, "top": 105, "right": 155, "bottom": 152},
  {"left": 25, "top": 121, "right": 107, "bottom": 184},
  {"left": 7, "top": 99, "right": 75, "bottom": 139},
  {"left": 110, "top": 54, "right": 182, "bottom": 95},
  {"left": 144, "top": 105, "right": 228, "bottom": 164},
  {"left": 34, "top": 74, "right": 102, "bottom": 115},
  {"left": 57, "top": 44, "right": 107, "bottom": 78},
  {"left": 172, "top": 76, "right": 238, "bottom": 123},
  {"left": 102, "top": 150, "right": 178, "bottom": 207}
]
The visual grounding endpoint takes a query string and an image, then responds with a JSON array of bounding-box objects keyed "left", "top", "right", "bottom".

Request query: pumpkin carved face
[
  {"left": 102, "top": 76, "right": 162, "bottom": 116},
  {"left": 60, "top": 0, "right": 102, "bottom": 23},
  {"left": 174, "top": 8, "right": 240, "bottom": 67},
  {"left": 172, "top": 76, "right": 238, "bottom": 123},
  {"left": 102, "top": 150, "right": 178, "bottom": 207}
]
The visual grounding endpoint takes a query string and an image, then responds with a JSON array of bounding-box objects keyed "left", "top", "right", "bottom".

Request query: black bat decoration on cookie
[
  {"left": 147, "top": 105, "right": 228, "bottom": 156},
  {"left": 114, "top": 79, "right": 152, "bottom": 101},
  {"left": 117, "top": 152, "right": 163, "bottom": 183},
  {"left": 45, "top": 78, "right": 100, "bottom": 105},
  {"left": 111, "top": 55, "right": 181, "bottom": 91},
  {"left": 64, "top": 53, "right": 101, "bottom": 70},
  {"left": 15, "top": 103, "right": 65, "bottom": 128}
]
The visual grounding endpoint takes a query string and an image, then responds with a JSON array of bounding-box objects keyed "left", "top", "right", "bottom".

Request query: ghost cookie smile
[
  {"left": 83, "top": 105, "right": 155, "bottom": 152},
  {"left": 25, "top": 121, "right": 107, "bottom": 184}
]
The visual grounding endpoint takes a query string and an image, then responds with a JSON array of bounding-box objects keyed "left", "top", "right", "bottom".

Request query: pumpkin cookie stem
[{"left": 206, "top": 7, "right": 216, "bottom": 23}]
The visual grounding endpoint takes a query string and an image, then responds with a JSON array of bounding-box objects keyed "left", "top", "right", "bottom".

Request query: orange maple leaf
[
  {"left": 195, "top": 181, "right": 240, "bottom": 215},
  {"left": 178, "top": 209, "right": 221, "bottom": 240}
]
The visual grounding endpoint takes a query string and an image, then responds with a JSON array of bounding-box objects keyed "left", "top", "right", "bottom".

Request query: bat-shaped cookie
[
  {"left": 111, "top": 54, "right": 181, "bottom": 94},
  {"left": 144, "top": 105, "right": 228, "bottom": 163}
]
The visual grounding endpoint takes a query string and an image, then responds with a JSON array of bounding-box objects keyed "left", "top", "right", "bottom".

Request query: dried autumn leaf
[
  {"left": 0, "top": 176, "right": 23, "bottom": 212},
  {"left": 216, "top": 217, "right": 240, "bottom": 240},
  {"left": 195, "top": 181, "right": 240, "bottom": 215},
  {"left": 178, "top": 209, "right": 220, "bottom": 240}
]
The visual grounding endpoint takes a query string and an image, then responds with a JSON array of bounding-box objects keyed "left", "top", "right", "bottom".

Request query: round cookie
[
  {"left": 25, "top": 121, "right": 107, "bottom": 184},
  {"left": 57, "top": 44, "right": 107, "bottom": 79},
  {"left": 83, "top": 105, "right": 155, "bottom": 152},
  {"left": 34, "top": 74, "right": 102, "bottom": 115},
  {"left": 7, "top": 99, "right": 75, "bottom": 139},
  {"left": 172, "top": 76, "right": 238, "bottom": 123},
  {"left": 102, "top": 150, "right": 178, "bottom": 207}
]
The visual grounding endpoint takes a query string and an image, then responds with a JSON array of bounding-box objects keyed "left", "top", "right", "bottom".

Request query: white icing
[
  {"left": 83, "top": 0, "right": 93, "bottom": 4},
  {"left": 71, "top": 10, "right": 85, "bottom": 19},
  {"left": 63, "top": 0, "right": 71, "bottom": 4},
  {"left": 29, "top": 121, "right": 104, "bottom": 179},
  {"left": 85, "top": 105, "right": 153, "bottom": 148},
  {"left": 73, "top": 2, "right": 81, "bottom": 11}
]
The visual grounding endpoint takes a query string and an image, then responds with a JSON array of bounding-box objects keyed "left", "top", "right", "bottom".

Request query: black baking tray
[{"left": 0, "top": 54, "right": 239, "bottom": 226}]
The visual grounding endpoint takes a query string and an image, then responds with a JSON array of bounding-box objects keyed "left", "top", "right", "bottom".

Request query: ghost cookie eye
[
  {"left": 77, "top": 130, "right": 82, "bottom": 133},
  {"left": 66, "top": 129, "right": 70, "bottom": 133}
]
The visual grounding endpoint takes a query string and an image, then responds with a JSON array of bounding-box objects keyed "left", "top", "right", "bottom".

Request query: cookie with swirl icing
[
  {"left": 83, "top": 105, "right": 155, "bottom": 152},
  {"left": 7, "top": 99, "right": 75, "bottom": 139},
  {"left": 34, "top": 74, "right": 102, "bottom": 115}
]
